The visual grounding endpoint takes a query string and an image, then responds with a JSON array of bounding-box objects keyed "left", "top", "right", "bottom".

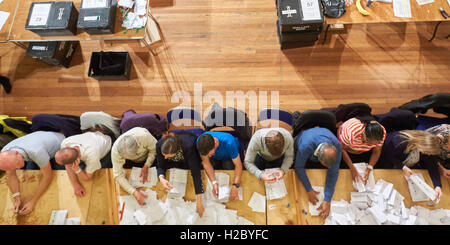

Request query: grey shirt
[
  {"left": 2, "top": 131, "right": 65, "bottom": 168},
  {"left": 244, "top": 128, "right": 294, "bottom": 179}
]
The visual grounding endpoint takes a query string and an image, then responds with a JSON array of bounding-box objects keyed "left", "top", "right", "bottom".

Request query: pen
[{"left": 120, "top": 202, "right": 125, "bottom": 221}]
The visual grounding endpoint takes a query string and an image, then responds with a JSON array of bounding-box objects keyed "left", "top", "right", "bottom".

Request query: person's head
[
  {"left": 399, "top": 130, "right": 441, "bottom": 155},
  {"left": 265, "top": 130, "right": 285, "bottom": 158},
  {"left": 197, "top": 134, "right": 218, "bottom": 158},
  {"left": 0, "top": 151, "right": 25, "bottom": 171},
  {"left": 315, "top": 143, "right": 338, "bottom": 168},
  {"left": 55, "top": 147, "right": 79, "bottom": 165},
  {"left": 116, "top": 135, "right": 139, "bottom": 158},
  {"left": 161, "top": 132, "right": 182, "bottom": 159},
  {"left": 356, "top": 116, "right": 384, "bottom": 144}
]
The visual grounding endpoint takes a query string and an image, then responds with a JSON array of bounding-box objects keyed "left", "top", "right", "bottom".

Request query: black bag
[{"left": 321, "top": 0, "right": 346, "bottom": 18}]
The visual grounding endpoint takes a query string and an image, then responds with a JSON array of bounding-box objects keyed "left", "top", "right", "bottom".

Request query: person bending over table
[
  {"left": 378, "top": 130, "right": 443, "bottom": 201},
  {"left": 294, "top": 128, "right": 342, "bottom": 219},
  {"left": 338, "top": 116, "right": 386, "bottom": 184},
  {"left": 54, "top": 131, "right": 112, "bottom": 197},
  {"left": 0, "top": 131, "right": 65, "bottom": 214},
  {"left": 426, "top": 124, "right": 450, "bottom": 179},
  {"left": 244, "top": 128, "right": 294, "bottom": 183},
  {"left": 196, "top": 131, "right": 243, "bottom": 202},
  {"left": 156, "top": 130, "right": 204, "bottom": 216},
  {"left": 112, "top": 127, "right": 157, "bottom": 205}
]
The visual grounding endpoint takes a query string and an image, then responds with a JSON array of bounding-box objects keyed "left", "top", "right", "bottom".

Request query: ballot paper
[
  {"left": 248, "top": 192, "right": 266, "bottom": 213},
  {"left": 300, "top": 0, "right": 322, "bottom": 20},
  {"left": 129, "top": 167, "right": 157, "bottom": 188},
  {"left": 82, "top": 0, "right": 108, "bottom": 9},
  {"left": 49, "top": 210, "right": 68, "bottom": 225},
  {"left": 309, "top": 186, "right": 324, "bottom": 216},
  {"left": 118, "top": 0, "right": 134, "bottom": 8},
  {"left": 167, "top": 168, "right": 188, "bottom": 199},
  {"left": 122, "top": 12, "right": 146, "bottom": 29},
  {"left": 28, "top": 3, "right": 51, "bottom": 26},
  {"left": 352, "top": 163, "right": 375, "bottom": 192},
  {"left": 134, "top": 0, "right": 147, "bottom": 15},
  {"left": 405, "top": 173, "right": 435, "bottom": 202},
  {"left": 0, "top": 0, "right": 3, "bottom": 5},
  {"left": 393, "top": 0, "right": 412, "bottom": 18},
  {"left": 64, "top": 217, "right": 81, "bottom": 225},
  {"left": 0, "top": 11, "right": 9, "bottom": 32},
  {"left": 264, "top": 168, "right": 287, "bottom": 200},
  {"left": 415, "top": 0, "right": 433, "bottom": 5}
]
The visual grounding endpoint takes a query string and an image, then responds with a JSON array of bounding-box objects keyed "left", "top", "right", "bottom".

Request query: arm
[
  {"left": 6, "top": 170, "right": 21, "bottom": 212},
  {"left": 324, "top": 148, "right": 341, "bottom": 202},
  {"left": 155, "top": 145, "right": 167, "bottom": 177},
  {"left": 143, "top": 134, "right": 157, "bottom": 167},
  {"left": 422, "top": 155, "right": 442, "bottom": 188},
  {"left": 280, "top": 136, "right": 295, "bottom": 174},
  {"left": 201, "top": 155, "right": 216, "bottom": 182},
  {"left": 112, "top": 146, "right": 136, "bottom": 195},
  {"left": 231, "top": 155, "right": 243, "bottom": 185},
  {"left": 20, "top": 162, "right": 53, "bottom": 214},
  {"left": 243, "top": 137, "right": 263, "bottom": 179},
  {"left": 368, "top": 146, "right": 382, "bottom": 168},
  {"left": 293, "top": 144, "right": 314, "bottom": 193},
  {"left": 186, "top": 147, "right": 204, "bottom": 195}
]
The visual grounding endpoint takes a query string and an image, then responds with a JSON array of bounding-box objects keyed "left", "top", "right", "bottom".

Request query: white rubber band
[
  {"left": 12, "top": 192, "right": 20, "bottom": 198},
  {"left": 212, "top": 180, "right": 218, "bottom": 185},
  {"left": 367, "top": 165, "right": 373, "bottom": 170},
  {"left": 75, "top": 168, "right": 82, "bottom": 174}
]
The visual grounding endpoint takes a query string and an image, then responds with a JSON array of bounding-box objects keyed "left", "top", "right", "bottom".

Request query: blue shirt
[
  {"left": 294, "top": 128, "right": 341, "bottom": 202},
  {"left": 198, "top": 132, "right": 239, "bottom": 160}
]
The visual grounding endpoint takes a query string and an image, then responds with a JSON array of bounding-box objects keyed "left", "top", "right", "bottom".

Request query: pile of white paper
[
  {"left": 264, "top": 168, "right": 287, "bottom": 200},
  {"left": 129, "top": 167, "right": 157, "bottom": 188},
  {"left": 309, "top": 186, "right": 324, "bottom": 216},
  {"left": 248, "top": 192, "right": 266, "bottom": 213},
  {"left": 119, "top": 189, "right": 254, "bottom": 225},
  {"left": 122, "top": 12, "right": 146, "bottom": 29},
  {"left": 118, "top": 0, "right": 134, "bottom": 9},
  {"left": 352, "top": 163, "right": 375, "bottom": 192},
  {"left": 405, "top": 173, "right": 438, "bottom": 203},
  {"left": 167, "top": 168, "right": 188, "bottom": 199},
  {"left": 204, "top": 172, "right": 243, "bottom": 202},
  {"left": 48, "top": 210, "right": 80, "bottom": 225},
  {"left": 0, "top": 11, "right": 9, "bottom": 32},
  {"left": 324, "top": 179, "right": 450, "bottom": 225}
]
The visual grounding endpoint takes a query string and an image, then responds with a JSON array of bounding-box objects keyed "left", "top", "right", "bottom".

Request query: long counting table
[{"left": 0, "top": 168, "right": 448, "bottom": 225}]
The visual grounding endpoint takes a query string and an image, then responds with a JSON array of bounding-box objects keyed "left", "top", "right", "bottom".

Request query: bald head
[
  {"left": 317, "top": 143, "right": 338, "bottom": 168},
  {"left": 0, "top": 151, "right": 24, "bottom": 171},
  {"left": 55, "top": 147, "right": 79, "bottom": 165}
]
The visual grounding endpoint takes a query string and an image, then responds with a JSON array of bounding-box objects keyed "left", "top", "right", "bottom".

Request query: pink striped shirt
[{"left": 338, "top": 118, "right": 386, "bottom": 153}]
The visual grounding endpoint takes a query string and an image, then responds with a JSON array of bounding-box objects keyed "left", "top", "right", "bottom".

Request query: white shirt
[{"left": 60, "top": 131, "right": 112, "bottom": 174}]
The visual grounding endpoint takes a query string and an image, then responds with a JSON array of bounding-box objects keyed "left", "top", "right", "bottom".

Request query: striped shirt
[{"left": 338, "top": 118, "right": 386, "bottom": 153}]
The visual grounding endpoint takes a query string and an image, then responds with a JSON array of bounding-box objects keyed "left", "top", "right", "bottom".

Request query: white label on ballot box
[
  {"left": 29, "top": 3, "right": 51, "bottom": 26},
  {"left": 82, "top": 0, "right": 108, "bottom": 9},
  {"left": 300, "top": 0, "right": 321, "bottom": 21},
  {"left": 32, "top": 46, "right": 47, "bottom": 51},
  {"left": 84, "top": 16, "right": 100, "bottom": 21}
]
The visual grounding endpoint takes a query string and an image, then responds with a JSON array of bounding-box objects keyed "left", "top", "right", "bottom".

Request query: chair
[
  {"left": 166, "top": 107, "right": 203, "bottom": 131},
  {"left": 256, "top": 108, "right": 293, "bottom": 133}
]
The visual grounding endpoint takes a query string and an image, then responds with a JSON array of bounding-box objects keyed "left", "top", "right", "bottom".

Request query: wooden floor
[{"left": 0, "top": 0, "right": 449, "bottom": 119}]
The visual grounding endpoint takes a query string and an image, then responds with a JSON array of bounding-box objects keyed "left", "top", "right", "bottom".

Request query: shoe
[{"left": 0, "top": 76, "right": 11, "bottom": 94}]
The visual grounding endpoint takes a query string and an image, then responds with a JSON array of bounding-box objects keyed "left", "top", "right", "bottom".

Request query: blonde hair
[{"left": 399, "top": 130, "right": 441, "bottom": 155}]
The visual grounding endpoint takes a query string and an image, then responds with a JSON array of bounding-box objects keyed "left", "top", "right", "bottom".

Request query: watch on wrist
[{"left": 232, "top": 183, "right": 240, "bottom": 188}]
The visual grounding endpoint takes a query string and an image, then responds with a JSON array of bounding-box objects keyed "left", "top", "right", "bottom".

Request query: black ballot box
[
  {"left": 26, "top": 41, "right": 79, "bottom": 68},
  {"left": 276, "top": 20, "right": 321, "bottom": 43},
  {"left": 77, "top": 0, "right": 117, "bottom": 35},
  {"left": 88, "top": 51, "right": 131, "bottom": 80},
  {"left": 25, "top": 1, "right": 78, "bottom": 36},
  {"left": 277, "top": 0, "right": 324, "bottom": 33}
]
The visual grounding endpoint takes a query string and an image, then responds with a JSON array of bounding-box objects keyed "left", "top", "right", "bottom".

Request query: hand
[
  {"left": 133, "top": 190, "right": 148, "bottom": 206},
  {"left": 212, "top": 183, "right": 219, "bottom": 198},
  {"left": 402, "top": 166, "right": 414, "bottom": 177},
  {"left": 229, "top": 186, "right": 239, "bottom": 201},
  {"left": 71, "top": 158, "right": 81, "bottom": 172},
  {"left": 160, "top": 177, "right": 173, "bottom": 190},
  {"left": 317, "top": 201, "right": 330, "bottom": 219},
  {"left": 13, "top": 198, "right": 22, "bottom": 214},
  {"left": 439, "top": 167, "right": 450, "bottom": 179},
  {"left": 140, "top": 165, "right": 149, "bottom": 184},
  {"left": 261, "top": 173, "right": 276, "bottom": 183},
  {"left": 434, "top": 187, "right": 442, "bottom": 201},
  {"left": 350, "top": 167, "right": 363, "bottom": 182},
  {"left": 363, "top": 168, "right": 371, "bottom": 184},
  {"left": 196, "top": 202, "right": 205, "bottom": 218},
  {"left": 19, "top": 199, "right": 37, "bottom": 215},
  {"left": 272, "top": 170, "right": 285, "bottom": 180},
  {"left": 74, "top": 184, "right": 86, "bottom": 197},
  {"left": 307, "top": 190, "right": 319, "bottom": 205}
]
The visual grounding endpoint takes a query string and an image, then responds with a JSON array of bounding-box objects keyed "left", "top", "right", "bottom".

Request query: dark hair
[
  {"left": 356, "top": 115, "right": 384, "bottom": 141},
  {"left": 197, "top": 134, "right": 215, "bottom": 156},
  {"left": 59, "top": 147, "right": 79, "bottom": 165},
  {"left": 161, "top": 132, "right": 182, "bottom": 155},
  {"left": 265, "top": 130, "right": 284, "bottom": 157}
]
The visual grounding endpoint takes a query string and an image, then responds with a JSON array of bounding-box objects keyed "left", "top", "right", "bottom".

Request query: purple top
[{"left": 120, "top": 110, "right": 167, "bottom": 138}]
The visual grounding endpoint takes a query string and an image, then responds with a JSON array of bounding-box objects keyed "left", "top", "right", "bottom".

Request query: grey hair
[
  {"left": 317, "top": 142, "right": 338, "bottom": 168},
  {"left": 117, "top": 135, "right": 139, "bottom": 156}
]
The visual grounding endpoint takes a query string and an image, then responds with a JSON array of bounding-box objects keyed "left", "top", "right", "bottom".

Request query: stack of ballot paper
[
  {"left": 167, "top": 168, "right": 188, "bottom": 199},
  {"left": 129, "top": 167, "right": 157, "bottom": 188},
  {"left": 48, "top": 210, "right": 80, "bottom": 225},
  {"left": 352, "top": 163, "right": 375, "bottom": 192},
  {"left": 309, "top": 186, "right": 324, "bottom": 216},
  {"left": 264, "top": 168, "right": 287, "bottom": 200},
  {"left": 205, "top": 172, "right": 243, "bottom": 202},
  {"left": 119, "top": 189, "right": 254, "bottom": 225},
  {"left": 324, "top": 178, "right": 450, "bottom": 225},
  {"left": 118, "top": 0, "right": 134, "bottom": 9},
  {"left": 405, "top": 173, "right": 438, "bottom": 203},
  {"left": 248, "top": 192, "right": 266, "bottom": 213}
]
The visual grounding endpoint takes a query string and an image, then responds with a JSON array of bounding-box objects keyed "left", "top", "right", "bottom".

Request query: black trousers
[
  {"left": 254, "top": 154, "right": 285, "bottom": 170},
  {"left": 399, "top": 93, "right": 450, "bottom": 117},
  {"left": 321, "top": 102, "right": 372, "bottom": 124},
  {"left": 374, "top": 108, "right": 418, "bottom": 133},
  {"left": 293, "top": 110, "right": 337, "bottom": 137},
  {"left": 31, "top": 114, "right": 82, "bottom": 137}
]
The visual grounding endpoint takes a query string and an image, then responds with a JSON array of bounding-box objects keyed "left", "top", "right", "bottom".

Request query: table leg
[
  {"left": 428, "top": 21, "right": 442, "bottom": 42},
  {"left": 322, "top": 24, "right": 330, "bottom": 45}
]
